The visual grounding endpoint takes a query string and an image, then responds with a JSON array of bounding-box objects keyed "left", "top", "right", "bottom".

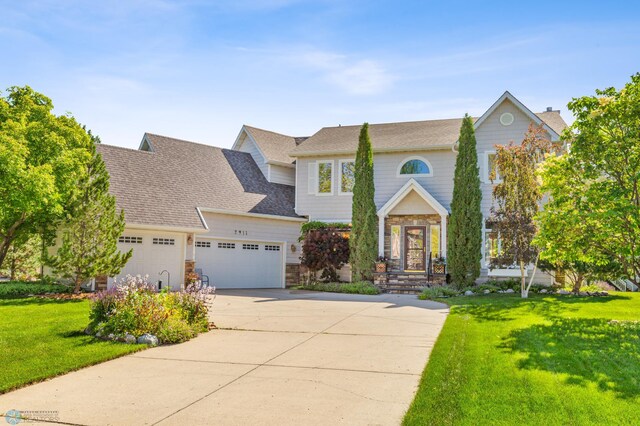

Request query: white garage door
[
  {"left": 112, "top": 233, "right": 184, "bottom": 291},
  {"left": 195, "top": 239, "right": 284, "bottom": 289}
]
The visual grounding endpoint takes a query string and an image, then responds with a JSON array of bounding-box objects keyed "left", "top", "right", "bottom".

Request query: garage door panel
[
  {"left": 114, "top": 233, "right": 183, "bottom": 290},
  {"left": 196, "top": 240, "right": 283, "bottom": 289}
]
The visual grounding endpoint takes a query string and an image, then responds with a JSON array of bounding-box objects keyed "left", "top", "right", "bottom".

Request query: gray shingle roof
[
  {"left": 243, "top": 125, "right": 301, "bottom": 165},
  {"left": 97, "top": 133, "right": 299, "bottom": 230},
  {"left": 290, "top": 112, "right": 567, "bottom": 157},
  {"left": 534, "top": 111, "right": 568, "bottom": 135}
]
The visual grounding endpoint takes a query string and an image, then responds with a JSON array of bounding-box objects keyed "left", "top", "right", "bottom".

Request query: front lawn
[
  {"left": 404, "top": 293, "right": 640, "bottom": 425},
  {"left": 0, "top": 297, "right": 144, "bottom": 394}
]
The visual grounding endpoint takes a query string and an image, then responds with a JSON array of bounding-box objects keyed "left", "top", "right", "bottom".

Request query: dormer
[{"left": 232, "top": 125, "right": 304, "bottom": 186}]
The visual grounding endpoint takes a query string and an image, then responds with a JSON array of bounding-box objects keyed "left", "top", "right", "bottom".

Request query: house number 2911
[{"left": 234, "top": 230, "right": 248, "bottom": 236}]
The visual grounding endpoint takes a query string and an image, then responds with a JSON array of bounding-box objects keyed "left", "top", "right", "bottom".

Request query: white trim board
[
  {"left": 198, "top": 207, "right": 308, "bottom": 222},
  {"left": 377, "top": 178, "right": 449, "bottom": 217}
]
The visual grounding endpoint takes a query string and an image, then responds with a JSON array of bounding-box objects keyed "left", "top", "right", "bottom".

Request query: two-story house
[{"left": 87, "top": 91, "right": 566, "bottom": 290}]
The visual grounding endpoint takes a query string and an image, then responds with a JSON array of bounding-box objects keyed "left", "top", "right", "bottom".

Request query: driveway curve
[{"left": 0, "top": 290, "right": 448, "bottom": 426}]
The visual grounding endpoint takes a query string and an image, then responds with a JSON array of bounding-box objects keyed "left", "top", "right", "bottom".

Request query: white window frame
[
  {"left": 484, "top": 151, "right": 502, "bottom": 184},
  {"left": 396, "top": 156, "right": 434, "bottom": 178},
  {"left": 338, "top": 159, "right": 355, "bottom": 195},
  {"left": 316, "top": 160, "right": 334, "bottom": 196}
]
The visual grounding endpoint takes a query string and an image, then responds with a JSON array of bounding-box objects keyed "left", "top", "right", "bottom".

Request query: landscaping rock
[
  {"left": 137, "top": 333, "right": 159, "bottom": 346},
  {"left": 505, "top": 288, "right": 515, "bottom": 294},
  {"left": 124, "top": 333, "right": 137, "bottom": 344},
  {"left": 483, "top": 289, "right": 491, "bottom": 294},
  {"left": 84, "top": 325, "right": 94, "bottom": 335},
  {"left": 539, "top": 289, "right": 548, "bottom": 294},
  {"left": 601, "top": 291, "right": 609, "bottom": 296},
  {"left": 557, "top": 290, "right": 570, "bottom": 295},
  {"left": 498, "top": 290, "right": 505, "bottom": 293},
  {"left": 95, "top": 330, "right": 103, "bottom": 338},
  {"left": 107, "top": 333, "right": 115, "bottom": 340},
  {"left": 464, "top": 290, "right": 474, "bottom": 296}
]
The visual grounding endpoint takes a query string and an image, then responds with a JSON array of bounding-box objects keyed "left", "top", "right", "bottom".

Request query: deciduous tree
[
  {"left": 490, "top": 124, "right": 558, "bottom": 297},
  {"left": 536, "top": 73, "right": 640, "bottom": 287},
  {"left": 0, "top": 86, "right": 93, "bottom": 269}
]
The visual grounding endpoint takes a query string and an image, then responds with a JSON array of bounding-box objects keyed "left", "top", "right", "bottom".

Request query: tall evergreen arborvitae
[
  {"left": 447, "top": 114, "right": 483, "bottom": 288},
  {"left": 48, "top": 140, "right": 132, "bottom": 293},
  {"left": 350, "top": 123, "right": 378, "bottom": 281}
]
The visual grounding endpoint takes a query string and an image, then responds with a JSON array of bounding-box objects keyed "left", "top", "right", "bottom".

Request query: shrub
[
  {"left": 89, "top": 275, "right": 214, "bottom": 344},
  {"left": 157, "top": 316, "right": 197, "bottom": 344},
  {"left": 419, "top": 286, "right": 461, "bottom": 300},
  {"left": 0, "top": 281, "right": 71, "bottom": 297},
  {"left": 300, "top": 280, "right": 380, "bottom": 295},
  {"left": 300, "top": 229, "right": 350, "bottom": 282}
]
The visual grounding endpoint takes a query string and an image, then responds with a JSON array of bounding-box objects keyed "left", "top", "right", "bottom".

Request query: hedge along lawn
[
  {"left": 0, "top": 297, "right": 144, "bottom": 394},
  {"left": 403, "top": 293, "right": 640, "bottom": 425}
]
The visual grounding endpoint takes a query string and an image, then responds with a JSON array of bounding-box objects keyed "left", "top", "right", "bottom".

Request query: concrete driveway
[{"left": 0, "top": 290, "right": 448, "bottom": 426}]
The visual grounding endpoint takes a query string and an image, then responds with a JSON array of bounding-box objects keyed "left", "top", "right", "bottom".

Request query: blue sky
[{"left": 2, "top": 0, "right": 639, "bottom": 149}]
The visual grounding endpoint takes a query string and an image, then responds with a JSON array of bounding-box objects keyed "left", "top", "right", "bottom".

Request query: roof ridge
[
  {"left": 319, "top": 116, "right": 468, "bottom": 131},
  {"left": 243, "top": 124, "right": 296, "bottom": 139},
  {"left": 144, "top": 132, "right": 226, "bottom": 151},
  {"left": 97, "top": 143, "right": 154, "bottom": 154}
]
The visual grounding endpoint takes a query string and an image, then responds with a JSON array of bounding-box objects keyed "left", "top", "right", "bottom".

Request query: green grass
[
  {"left": 0, "top": 281, "right": 71, "bottom": 297},
  {"left": 299, "top": 281, "right": 380, "bottom": 295},
  {"left": 404, "top": 293, "right": 640, "bottom": 425},
  {"left": 0, "top": 297, "right": 144, "bottom": 394}
]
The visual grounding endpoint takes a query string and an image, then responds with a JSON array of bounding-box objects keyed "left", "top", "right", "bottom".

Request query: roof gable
[
  {"left": 232, "top": 125, "right": 300, "bottom": 166},
  {"left": 474, "top": 91, "right": 561, "bottom": 140}
]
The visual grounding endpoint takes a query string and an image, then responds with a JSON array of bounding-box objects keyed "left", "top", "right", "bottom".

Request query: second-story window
[
  {"left": 397, "top": 156, "right": 433, "bottom": 177},
  {"left": 317, "top": 160, "right": 333, "bottom": 194},
  {"left": 339, "top": 160, "right": 355, "bottom": 194},
  {"left": 485, "top": 151, "right": 502, "bottom": 183}
]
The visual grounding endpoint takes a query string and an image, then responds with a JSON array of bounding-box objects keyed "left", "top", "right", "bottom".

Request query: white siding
[
  {"left": 199, "top": 212, "right": 303, "bottom": 264},
  {"left": 295, "top": 151, "right": 456, "bottom": 222},
  {"left": 237, "top": 133, "right": 268, "bottom": 178},
  {"left": 475, "top": 99, "right": 551, "bottom": 218},
  {"left": 269, "top": 164, "right": 295, "bottom": 186},
  {"left": 475, "top": 99, "right": 553, "bottom": 273}
]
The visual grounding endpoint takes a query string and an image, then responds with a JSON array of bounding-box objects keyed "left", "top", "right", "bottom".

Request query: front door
[{"left": 404, "top": 226, "right": 426, "bottom": 271}]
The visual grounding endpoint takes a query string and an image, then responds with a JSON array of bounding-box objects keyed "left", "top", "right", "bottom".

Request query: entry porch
[{"left": 375, "top": 179, "right": 449, "bottom": 292}]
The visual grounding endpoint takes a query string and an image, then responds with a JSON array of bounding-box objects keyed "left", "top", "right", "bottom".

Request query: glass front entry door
[{"left": 404, "top": 226, "right": 426, "bottom": 271}]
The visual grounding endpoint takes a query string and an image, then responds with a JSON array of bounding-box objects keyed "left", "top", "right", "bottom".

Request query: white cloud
[{"left": 298, "top": 49, "right": 394, "bottom": 95}]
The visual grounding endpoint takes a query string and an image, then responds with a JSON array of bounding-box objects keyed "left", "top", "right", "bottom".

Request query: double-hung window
[
  {"left": 339, "top": 159, "right": 355, "bottom": 195},
  {"left": 317, "top": 160, "right": 333, "bottom": 195}
]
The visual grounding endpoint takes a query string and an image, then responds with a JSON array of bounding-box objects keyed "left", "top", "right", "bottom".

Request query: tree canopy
[
  {"left": 0, "top": 86, "right": 94, "bottom": 268},
  {"left": 490, "top": 124, "right": 558, "bottom": 297},
  {"left": 536, "top": 73, "right": 640, "bottom": 287}
]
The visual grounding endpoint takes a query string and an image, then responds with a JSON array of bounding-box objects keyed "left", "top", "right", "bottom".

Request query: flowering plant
[{"left": 89, "top": 275, "right": 215, "bottom": 344}]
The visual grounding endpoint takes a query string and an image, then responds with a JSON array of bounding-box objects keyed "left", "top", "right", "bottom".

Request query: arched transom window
[{"left": 397, "top": 157, "right": 433, "bottom": 177}]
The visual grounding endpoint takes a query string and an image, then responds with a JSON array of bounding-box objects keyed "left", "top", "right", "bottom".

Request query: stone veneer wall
[
  {"left": 185, "top": 260, "right": 195, "bottom": 287},
  {"left": 286, "top": 264, "right": 305, "bottom": 287},
  {"left": 95, "top": 275, "right": 108, "bottom": 291},
  {"left": 384, "top": 214, "right": 441, "bottom": 271}
]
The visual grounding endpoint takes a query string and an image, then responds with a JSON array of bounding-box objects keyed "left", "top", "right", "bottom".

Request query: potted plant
[
  {"left": 375, "top": 256, "right": 388, "bottom": 273},
  {"left": 432, "top": 257, "right": 446, "bottom": 275}
]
